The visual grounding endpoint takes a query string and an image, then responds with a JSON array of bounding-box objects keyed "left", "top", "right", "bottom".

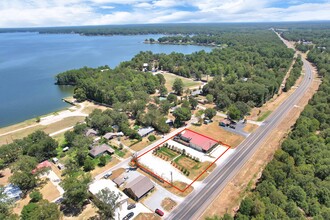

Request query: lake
[{"left": 0, "top": 32, "right": 211, "bottom": 127}]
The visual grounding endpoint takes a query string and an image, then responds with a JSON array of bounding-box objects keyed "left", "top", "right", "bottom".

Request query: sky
[{"left": 0, "top": 0, "right": 329, "bottom": 28}]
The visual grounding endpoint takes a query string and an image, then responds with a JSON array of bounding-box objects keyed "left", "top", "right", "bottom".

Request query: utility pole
[{"left": 170, "top": 171, "right": 173, "bottom": 185}]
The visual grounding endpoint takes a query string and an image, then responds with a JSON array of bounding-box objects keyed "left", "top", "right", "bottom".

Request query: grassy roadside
[{"left": 257, "top": 110, "right": 272, "bottom": 121}]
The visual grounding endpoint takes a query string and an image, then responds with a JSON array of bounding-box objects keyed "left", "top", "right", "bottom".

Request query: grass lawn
[
  {"left": 243, "top": 123, "right": 259, "bottom": 133},
  {"left": 130, "top": 135, "right": 160, "bottom": 151},
  {"left": 0, "top": 116, "right": 85, "bottom": 146},
  {"left": 157, "top": 147, "right": 180, "bottom": 159},
  {"left": 90, "top": 157, "right": 120, "bottom": 178},
  {"left": 257, "top": 110, "right": 272, "bottom": 121},
  {"left": 190, "top": 116, "right": 245, "bottom": 148},
  {"left": 167, "top": 181, "right": 194, "bottom": 197},
  {"left": 163, "top": 72, "right": 202, "bottom": 92},
  {"left": 174, "top": 155, "right": 215, "bottom": 180}
]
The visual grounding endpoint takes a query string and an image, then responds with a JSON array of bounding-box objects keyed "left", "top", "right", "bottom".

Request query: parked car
[
  {"left": 155, "top": 208, "right": 164, "bottom": 216},
  {"left": 229, "top": 125, "right": 236, "bottom": 129},
  {"left": 127, "top": 203, "right": 136, "bottom": 210},
  {"left": 54, "top": 197, "right": 64, "bottom": 204},
  {"left": 103, "top": 172, "right": 112, "bottom": 179},
  {"left": 122, "top": 212, "right": 134, "bottom": 220}
]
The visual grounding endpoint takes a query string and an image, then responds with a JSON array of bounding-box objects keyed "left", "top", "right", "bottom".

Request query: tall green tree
[
  {"left": 172, "top": 78, "right": 184, "bottom": 95},
  {"left": 61, "top": 173, "right": 91, "bottom": 213},
  {"left": 94, "top": 188, "right": 121, "bottom": 220}
]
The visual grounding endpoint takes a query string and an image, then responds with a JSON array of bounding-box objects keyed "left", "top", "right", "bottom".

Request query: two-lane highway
[{"left": 167, "top": 39, "right": 314, "bottom": 219}]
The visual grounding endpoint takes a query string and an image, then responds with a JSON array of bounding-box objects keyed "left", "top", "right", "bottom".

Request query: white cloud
[{"left": 0, "top": 0, "right": 329, "bottom": 27}]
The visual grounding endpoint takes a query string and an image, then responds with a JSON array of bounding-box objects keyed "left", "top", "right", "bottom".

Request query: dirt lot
[
  {"left": 161, "top": 197, "right": 177, "bottom": 212},
  {"left": 0, "top": 168, "right": 12, "bottom": 186},
  {"left": 135, "top": 213, "right": 161, "bottom": 220},
  {"left": 163, "top": 72, "right": 202, "bottom": 92},
  {"left": 189, "top": 117, "right": 245, "bottom": 147},
  {"left": 39, "top": 179, "right": 61, "bottom": 202},
  {"left": 201, "top": 63, "right": 321, "bottom": 218}
]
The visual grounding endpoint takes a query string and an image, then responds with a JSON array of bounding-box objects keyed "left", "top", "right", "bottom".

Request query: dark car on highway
[
  {"left": 155, "top": 208, "right": 164, "bottom": 216},
  {"left": 127, "top": 203, "right": 136, "bottom": 210},
  {"left": 122, "top": 212, "right": 134, "bottom": 220}
]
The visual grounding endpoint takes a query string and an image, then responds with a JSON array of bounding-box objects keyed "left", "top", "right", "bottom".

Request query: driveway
[{"left": 143, "top": 180, "right": 184, "bottom": 217}]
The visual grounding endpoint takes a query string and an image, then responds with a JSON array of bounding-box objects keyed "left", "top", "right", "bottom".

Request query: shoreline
[{"left": 0, "top": 96, "right": 75, "bottom": 131}]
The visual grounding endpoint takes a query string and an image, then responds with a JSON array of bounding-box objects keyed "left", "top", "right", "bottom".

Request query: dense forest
[
  {"left": 122, "top": 30, "right": 294, "bottom": 119},
  {"left": 1, "top": 22, "right": 329, "bottom": 36},
  {"left": 213, "top": 28, "right": 330, "bottom": 220},
  {"left": 56, "top": 66, "right": 161, "bottom": 106},
  {"left": 283, "top": 55, "right": 303, "bottom": 92}
]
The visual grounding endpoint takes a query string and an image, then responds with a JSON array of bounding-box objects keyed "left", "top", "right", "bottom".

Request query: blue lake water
[{"left": 0, "top": 32, "right": 211, "bottom": 127}]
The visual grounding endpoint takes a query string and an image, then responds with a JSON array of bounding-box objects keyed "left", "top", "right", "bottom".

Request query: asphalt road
[{"left": 166, "top": 42, "right": 314, "bottom": 219}]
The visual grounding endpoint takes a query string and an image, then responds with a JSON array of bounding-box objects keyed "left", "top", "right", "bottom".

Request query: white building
[{"left": 89, "top": 179, "right": 129, "bottom": 220}]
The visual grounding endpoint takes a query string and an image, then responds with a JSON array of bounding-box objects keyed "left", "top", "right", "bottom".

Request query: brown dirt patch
[
  {"left": 243, "top": 124, "right": 259, "bottom": 133},
  {"left": 201, "top": 63, "right": 321, "bottom": 219},
  {"left": 161, "top": 197, "right": 177, "bottom": 212},
  {"left": 13, "top": 195, "right": 30, "bottom": 215},
  {"left": 168, "top": 181, "right": 194, "bottom": 197},
  {"left": 134, "top": 213, "right": 161, "bottom": 220},
  {"left": 39, "top": 179, "right": 61, "bottom": 202},
  {"left": 189, "top": 117, "right": 245, "bottom": 148},
  {"left": 0, "top": 168, "right": 12, "bottom": 186},
  {"left": 90, "top": 157, "right": 120, "bottom": 178}
]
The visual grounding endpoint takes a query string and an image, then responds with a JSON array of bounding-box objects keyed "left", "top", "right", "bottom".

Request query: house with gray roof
[
  {"left": 89, "top": 144, "right": 115, "bottom": 158},
  {"left": 124, "top": 175, "right": 154, "bottom": 201},
  {"left": 103, "top": 132, "right": 124, "bottom": 140},
  {"left": 85, "top": 128, "right": 97, "bottom": 137},
  {"left": 137, "top": 127, "right": 154, "bottom": 137}
]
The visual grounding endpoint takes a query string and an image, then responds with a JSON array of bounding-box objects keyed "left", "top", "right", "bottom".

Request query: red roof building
[
  {"left": 32, "top": 160, "right": 52, "bottom": 174},
  {"left": 179, "top": 130, "right": 218, "bottom": 152}
]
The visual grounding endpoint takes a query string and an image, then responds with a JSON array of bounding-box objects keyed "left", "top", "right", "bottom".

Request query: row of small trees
[
  {"left": 163, "top": 143, "right": 200, "bottom": 162},
  {"left": 170, "top": 161, "right": 190, "bottom": 176}
]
